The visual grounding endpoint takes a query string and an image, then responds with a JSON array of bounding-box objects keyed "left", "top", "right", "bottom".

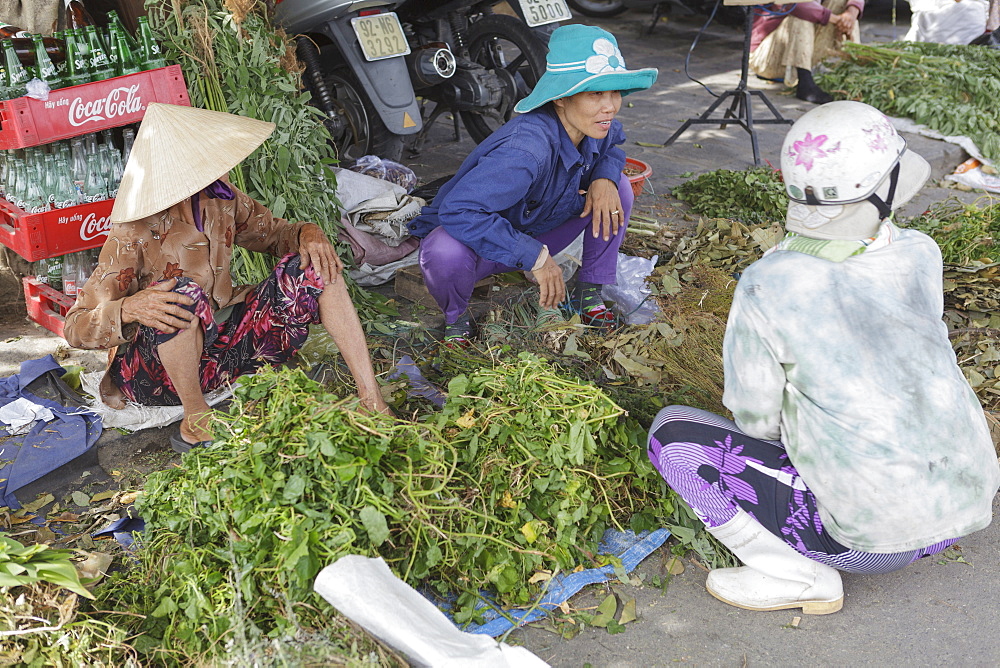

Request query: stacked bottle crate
[{"left": 0, "top": 11, "right": 189, "bottom": 336}]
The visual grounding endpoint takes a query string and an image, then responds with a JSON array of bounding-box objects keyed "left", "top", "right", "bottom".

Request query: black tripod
[{"left": 663, "top": 5, "right": 793, "bottom": 165}]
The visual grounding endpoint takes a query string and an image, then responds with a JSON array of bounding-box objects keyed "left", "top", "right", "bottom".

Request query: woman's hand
[
  {"left": 120, "top": 278, "right": 195, "bottom": 333},
  {"left": 534, "top": 254, "right": 566, "bottom": 310},
  {"left": 298, "top": 223, "right": 344, "bottom": 285},
  {"left": 831, "top": 6, "right": 859, "bottom": 36},
  {"left": 579, "top": 178, "right": 623, "bottom": 242}
]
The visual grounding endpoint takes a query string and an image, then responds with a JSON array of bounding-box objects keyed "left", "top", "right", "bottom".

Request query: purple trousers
[
  {"left": 648, "top": 406, "right": 959, "bottom": 575},
  {"left": 419, "top": 173, "right": 634, "bottom": 324}
]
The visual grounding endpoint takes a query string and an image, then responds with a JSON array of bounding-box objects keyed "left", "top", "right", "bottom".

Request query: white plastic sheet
[
  {"left": 314, "top": 555, "right": 550, "bottom": 668},
  {"left": 905, "top": 0, "right": 988, "bottom": 45}
]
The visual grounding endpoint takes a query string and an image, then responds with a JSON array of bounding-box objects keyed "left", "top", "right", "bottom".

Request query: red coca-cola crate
[
  {"left": 0, "top": 197, "right": 113, "bottom": 262},
  {"left": 0, "top": 65, "right": 190, "bottom": 149},
  {"left": 22, "top": 276, "right": 75, "bottom": 338}
]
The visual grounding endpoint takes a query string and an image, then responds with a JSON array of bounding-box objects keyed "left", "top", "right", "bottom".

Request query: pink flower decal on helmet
[{"left": 788, "top": 132, "right": 829, "bottom": 172}]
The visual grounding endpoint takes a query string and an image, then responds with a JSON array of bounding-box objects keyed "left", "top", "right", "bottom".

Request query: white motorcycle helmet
[{"left": 780, "top": 101, "right": 931, "bottom": 240}]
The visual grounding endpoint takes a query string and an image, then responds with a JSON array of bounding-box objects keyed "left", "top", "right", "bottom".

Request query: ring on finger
[{"left": 611, "top": 210, "right": 620, "bottom": 216}]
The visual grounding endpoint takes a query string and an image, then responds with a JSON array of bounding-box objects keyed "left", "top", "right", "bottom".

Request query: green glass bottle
[
  {"left": 115, "top": 30, "right": 140, "bottom": 76},
  {"left": 107, "top": 11, "right": 139, "bottom": 54},
  {"left": 62, "top": 29, "right": 89, "bottom": 87},
  {"left": 137, "top": 17, "right": 166, "bottom": 70},
  {"left": 83, "top": 25, "right": 113, "bottom": 81},
  {"left": 31, "top": 34, "right": 62, "bottom": 89},
  {"left": 2, "top": 38, "right": 30, "bottom": 98},
  {"left": 106, "top": 25, "right": 121, "bottom": 76}
]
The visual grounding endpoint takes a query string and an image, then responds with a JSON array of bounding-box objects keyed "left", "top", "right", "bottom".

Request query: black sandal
[{"left": 170, "top": 427, "right": 213, "bottom": 454}]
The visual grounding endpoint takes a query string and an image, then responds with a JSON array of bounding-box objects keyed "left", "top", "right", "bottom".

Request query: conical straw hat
[{"left": 110, "top": 103, "right": 276, "bottom": 223}]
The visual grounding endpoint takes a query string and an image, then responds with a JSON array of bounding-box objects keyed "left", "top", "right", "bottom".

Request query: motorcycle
[
  {"left": 275, "top": 0, "right": 567, "bottom": 163},
  {"left": 396, "top": 0, "right": 564, "bottom": 153},
  {"left": 274, "top": 0, "right": 423, "bottom": 162},
  {"left": 567, "top": 0, "right": 744, "bottom": 29}
]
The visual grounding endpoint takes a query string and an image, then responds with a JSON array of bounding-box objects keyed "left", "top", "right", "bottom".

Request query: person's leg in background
[{"left": 750, "top": 0, "right": 860, "bottom": 104}]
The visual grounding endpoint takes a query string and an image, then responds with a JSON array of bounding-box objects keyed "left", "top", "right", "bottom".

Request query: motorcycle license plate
[
  {"left": 518, "top": 0, "right": 571, "bottom": 27},
  {"left": 351, "top": 13, "right": 411, "bottom": 62}
]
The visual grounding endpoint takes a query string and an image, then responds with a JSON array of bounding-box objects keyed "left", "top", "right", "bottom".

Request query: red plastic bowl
[{"left": 624, "top": 157, "right": 653, "bottom": 197}]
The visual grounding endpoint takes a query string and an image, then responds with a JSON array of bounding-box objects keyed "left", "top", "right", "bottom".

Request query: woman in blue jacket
[{"left": 408, "top": 25, "right": 657, "bottom": 345}]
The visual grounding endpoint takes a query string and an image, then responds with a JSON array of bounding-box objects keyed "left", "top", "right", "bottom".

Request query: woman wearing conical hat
[
  {"left": 64, "top": 103, "right": 391, "bottom": 451},
  {"left": 407, "top": 25, "right": 657, "bottom": 345}
]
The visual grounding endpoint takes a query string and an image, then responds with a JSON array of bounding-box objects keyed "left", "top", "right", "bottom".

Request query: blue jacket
[{"left": 408, "top": 107, "right": 627, "bottom": 270}]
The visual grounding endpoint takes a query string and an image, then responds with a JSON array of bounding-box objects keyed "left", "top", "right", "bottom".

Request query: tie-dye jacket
[{"left": 723, "top": 221, "right": 1000, "bottom": 552}]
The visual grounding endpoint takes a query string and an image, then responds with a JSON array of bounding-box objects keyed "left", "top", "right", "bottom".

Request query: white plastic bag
[
  {"left": 947, "top": 158, "right": 1000, "bottom": 193},
  {"left": 602, "top": 253, "right": 660, "bottom": 325},
  {"left": 314, "top": 555, "right": 549, "bottom": 668}
]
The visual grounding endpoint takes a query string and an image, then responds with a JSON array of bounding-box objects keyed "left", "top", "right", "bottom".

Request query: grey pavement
[{"left": 0, "top": 8, "right": 997, "bottom": 666}]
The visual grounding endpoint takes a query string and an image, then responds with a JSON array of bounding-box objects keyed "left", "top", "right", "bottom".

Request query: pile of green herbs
[
  {"left": 903, "top": 197, "right": 1000, "bottom": 266},
  {"left": 817, "top": 41, "right": 1000, "bottom": 161},
  {"left": 146, "top": 3, "right": 331, "bottom": 278},
  {"left": 95, "top": 354, "right": 707, "bottom": 662},
  {"left": 671, "top": 167, "right": 788, "bottom": 226},
  {"left": 0, "top": 537, "right": 137, "bottom": 667}
]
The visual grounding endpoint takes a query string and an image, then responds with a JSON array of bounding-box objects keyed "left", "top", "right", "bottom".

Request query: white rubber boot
[{"left": 705, "top": 509, "right": 844, "bottom": 614}]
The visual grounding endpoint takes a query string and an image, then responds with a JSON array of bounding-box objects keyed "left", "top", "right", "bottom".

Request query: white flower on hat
[{"left": 585, "top": 38, "right": 627, "bottom": 75}]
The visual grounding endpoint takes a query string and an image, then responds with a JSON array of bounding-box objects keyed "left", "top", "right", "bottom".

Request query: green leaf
[
  {"left": 590, "top": 593, "right": 618, "bottom": 628},
  {"left": 359, "top": 506, "right": 389, "bottom": 546},
  {"left": 276, "top": 145, "right": 291, "bottom": 174},
  {"left": 283, "top": 474, "right": 307, "bottom": 502}
]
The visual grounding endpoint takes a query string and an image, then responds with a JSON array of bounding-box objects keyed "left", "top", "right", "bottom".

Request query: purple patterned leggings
[{"left": 648, "top": 406, "right": 959, "bottom": 574}]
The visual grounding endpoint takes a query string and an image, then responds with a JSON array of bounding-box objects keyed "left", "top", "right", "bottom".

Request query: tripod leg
[
  {"left": 663, "top": 118, "right": 697, "bottom": 147},
  {"left": 751, "top": 90, "right": 795, "bottom": 124},
  {"left": 720, "top": 92, "right": 742, "bottom": 129},
  {"left": 745, "top": 91, "right": 761, "bottom": 165},
  {"left": 646, "top": 3, "right": 663, "bottom": 36}
]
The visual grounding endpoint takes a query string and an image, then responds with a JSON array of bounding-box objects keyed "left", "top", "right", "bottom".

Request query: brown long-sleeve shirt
[{"left": 64, "top": 184, "right": 307, "bottom": 351}]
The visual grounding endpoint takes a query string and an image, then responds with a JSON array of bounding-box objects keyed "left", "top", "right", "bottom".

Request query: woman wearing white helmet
[{"left": 646, "top": 101, "right": 999, "bottom": 614}]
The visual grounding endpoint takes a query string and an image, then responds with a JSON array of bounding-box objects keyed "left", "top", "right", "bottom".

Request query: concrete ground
[{"left": 1, "top": 7, "right": 997, "bottom": 666}]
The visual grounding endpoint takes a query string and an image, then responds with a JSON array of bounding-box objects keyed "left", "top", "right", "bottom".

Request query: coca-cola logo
[
  {"left": 68, "top": 84, "right": 143, "bottom": 127},
  {"left": 80, "top": 212, "right": 112, "bottom": 241}
]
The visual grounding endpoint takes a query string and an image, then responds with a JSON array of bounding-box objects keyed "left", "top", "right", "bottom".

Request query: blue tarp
[
  {"left": 0, "top": 355, "right": 102, "bottom": 509},
  {"left": 464, "top": 528, "right": 671, "bottom": 637}
]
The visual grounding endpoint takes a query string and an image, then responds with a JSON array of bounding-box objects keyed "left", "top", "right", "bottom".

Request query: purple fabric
[
  {"left": 338, "top": 218, "right": 420, "bottom": 266},
  {"left": 648, "top": 406, "right": 960, "bottom": 575},
  {"left": 419, "top": 173, "right": 634, "bottom": 323},
  {"left": 751, "top": 0, "right": 865, "bottom": 52},
  {"left": 190, "top": 180, "right": 236, "bottom": 233}
]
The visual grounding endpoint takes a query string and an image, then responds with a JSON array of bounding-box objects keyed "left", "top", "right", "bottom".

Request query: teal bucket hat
[{"left": 514, "top": 24, "right": 658, "bottom": 114}]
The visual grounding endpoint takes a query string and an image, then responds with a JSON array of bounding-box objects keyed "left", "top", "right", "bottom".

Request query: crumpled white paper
[
  {"left": 0, "top": 398, "right": 55, "bottom": 434},
  {"left": 314, "top": 555, "right": 550, "bottom": 668}
]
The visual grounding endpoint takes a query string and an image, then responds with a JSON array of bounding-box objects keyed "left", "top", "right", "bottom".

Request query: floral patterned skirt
[
  {"left": 647, "top": 405, "right": 958, "bottom": 574},
  {"left": 110, "top": 254, "right": 323, "bottom": 407}
]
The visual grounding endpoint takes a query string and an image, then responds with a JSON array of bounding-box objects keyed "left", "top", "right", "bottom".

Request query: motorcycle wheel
[
  {"left": 462, "top": 15, "right": 548, "bottom": 144},
  {"left": 566, "top": 0, "right": 628, "bottom": 18},
  {"left": 317, "top": 52, "right": 405, "bottom": 163}
]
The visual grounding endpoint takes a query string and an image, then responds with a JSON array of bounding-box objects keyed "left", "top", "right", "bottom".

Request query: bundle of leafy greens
[
  {"left": 671, "top": 167, "right": 788, "bottom": 226},
  {"left": 818, "top": 41, "right": 1000, "bottom": 161},
  {"left": 99, "top": 355, "right": 692, "bottom": 662},
  {"left": 147, "top": 1, "right": 343, "bottom": 286}
]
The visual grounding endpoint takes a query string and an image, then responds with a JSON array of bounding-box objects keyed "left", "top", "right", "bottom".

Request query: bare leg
[
  {"left": 158, "top": 323, "right": 213, "bottom": 443},
  {"left": 319, "top": 278, "right": 390, "bottom": 413}
]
